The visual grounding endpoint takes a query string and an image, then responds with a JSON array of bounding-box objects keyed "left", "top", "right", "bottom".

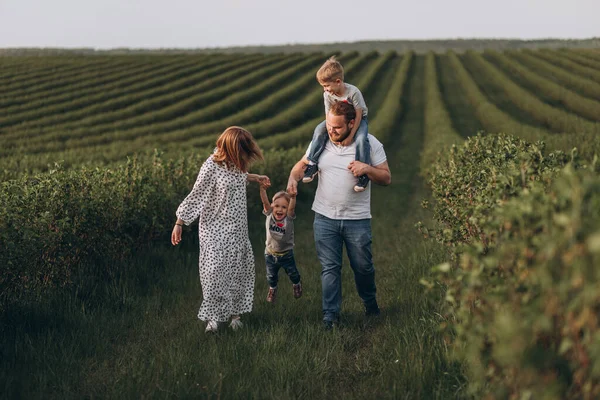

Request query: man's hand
[
  {"left": 286, "top": 178, "right": 298, "bottom": 196},
  {"left": 348, "top": 160, "right": 370, "bottom": 177},
  {"left": 287, "top": 157, "right": 309, "bottom": 196}
]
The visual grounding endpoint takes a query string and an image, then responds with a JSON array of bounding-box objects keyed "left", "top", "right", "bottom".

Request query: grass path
[{"left": 1, "top": 57, "right": 466, "bottom": 399}]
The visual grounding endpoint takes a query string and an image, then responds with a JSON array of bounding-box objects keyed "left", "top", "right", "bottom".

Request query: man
[{"left": 287, "top": 101, "right": 392, "bottom": 330}]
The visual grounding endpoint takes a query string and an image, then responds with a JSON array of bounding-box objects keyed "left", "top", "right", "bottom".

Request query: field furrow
[
  {"left": 0, "top": 56, "right": 201, "bottom": 113},
  {"left": 532, "top": 49, "right": 600, "bottom": 82},
  {"left": 506, "top": 50, "right": 600, "bottom": 100},
  {"left": 0, "top": 54, "right": 265, "bottom": 130},
  {"left": 462, "top": 51, "right": 600, "bottom": 134},
  {"left": 436, "top": 53, "right": 483, "bottom": 138},
  {"left": 483, "top": 50, "right": 600, "bottom": 122}
]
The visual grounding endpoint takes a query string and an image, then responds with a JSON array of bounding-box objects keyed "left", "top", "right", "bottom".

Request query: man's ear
[{"left": 348, "top": 119, "right": 355, "bottom": 130}]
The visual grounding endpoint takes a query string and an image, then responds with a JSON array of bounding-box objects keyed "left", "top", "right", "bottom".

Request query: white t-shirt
[
  {"left": 304, "top": 134, "right": 387, "bottom": 220},
  {"left": 324, "top": 83, "right": 368, "bottom": 118}
]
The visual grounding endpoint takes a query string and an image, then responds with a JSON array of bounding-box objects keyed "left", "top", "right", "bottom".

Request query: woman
[{"left": 171, "top": 126, "right": 270, "bottom": 333}]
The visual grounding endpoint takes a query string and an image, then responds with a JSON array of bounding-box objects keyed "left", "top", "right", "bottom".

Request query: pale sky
[{"left": 0, "top": 0, "right": 598, "bottom": 49}]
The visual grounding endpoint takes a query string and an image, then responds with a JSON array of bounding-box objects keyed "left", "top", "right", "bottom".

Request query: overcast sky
[{"left": 0, "top": 0, "right": 598, "bottom": 49}]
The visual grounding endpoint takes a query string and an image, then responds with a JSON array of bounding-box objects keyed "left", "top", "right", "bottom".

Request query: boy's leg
[
  {"left": 303, "top": 120, "right": 328, "bottom": 183},
  {"left": 354, "top": 119, "right": 371, "bottom": 192},
  {"left": 280, "top": 250, "right": 302, "bottom": 298},
  {"left": 280, "top": 250, "right": 301, "bottom": 285},
  {"left": 265, "top": 253, "right": 280, "bottom": 303}
]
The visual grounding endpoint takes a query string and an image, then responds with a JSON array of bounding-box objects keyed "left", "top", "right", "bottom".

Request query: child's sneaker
[
  {"left": 266, "top": 287, "right": 277, "bottom": 303},
  {"left": 205, "top": 320, "right": 219, "bottom": 333},
  {"left": 353, "top": 175, "right": 369, "bottom": 192},
  {"left": 293, "top": 282, "right": 302, "bottom": 299},
  {"left": 229, "top": 317, "right": 243, "bottom": 331},
  {"left": 302, "top": 164, "right": 319, "bottom": 183}
]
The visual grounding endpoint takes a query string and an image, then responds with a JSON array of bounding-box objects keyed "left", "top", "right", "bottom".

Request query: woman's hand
[
  {"left": 171, "top": 224, "right": 183, "bottom": 246},
  {"left": 257, "top": 175, "right": 271, "bottom": 188}
]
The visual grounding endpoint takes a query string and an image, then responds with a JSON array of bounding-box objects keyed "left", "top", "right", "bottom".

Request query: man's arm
[
  {"left": 287, "top": 156, "right": 310, "bottom": 196},
  {"left": 348, "top": 160, "right": 391, "bottom": 186}
]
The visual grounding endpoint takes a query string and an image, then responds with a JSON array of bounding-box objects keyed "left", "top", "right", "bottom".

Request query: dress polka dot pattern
[{"left": 176, "top": 155, "right": 255, "bottom": 322}]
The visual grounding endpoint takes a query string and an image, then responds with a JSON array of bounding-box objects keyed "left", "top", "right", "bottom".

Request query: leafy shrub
[
  {"left": 418, "top": 133, "right": 572, "bottom": 253},
  {"left": 0, "top": 146, "right": 304, "bottom": 311},
  {"left": 421, "top": 133, "right": 600, "bottom": 398},
  {"left": 451, "top": 165, "right": 600, "bottom": 399}
]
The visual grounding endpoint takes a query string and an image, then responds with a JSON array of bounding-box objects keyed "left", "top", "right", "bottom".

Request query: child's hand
[
  {"left": 287, "top": 191, "right": 297, "bottom": 198},
  {"left": 258, "top": 175, "right": 271, "bottom": 188}
]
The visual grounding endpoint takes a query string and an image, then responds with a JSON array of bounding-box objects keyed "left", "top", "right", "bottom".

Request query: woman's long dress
[{"left": 176, "top": 155, "right": 255, "bottom": 322}]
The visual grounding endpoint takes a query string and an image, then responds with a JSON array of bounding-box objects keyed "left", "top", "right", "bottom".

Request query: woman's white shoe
[
  {"left": 229, "top": 318, "right": 243, "bottom": 331},
  {"left": 205, "top": 320, "right": 219, "bottom": 333}
]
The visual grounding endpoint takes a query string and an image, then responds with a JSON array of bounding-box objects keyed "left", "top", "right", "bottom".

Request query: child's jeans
[
  {"left": 307, "top": 117, "right": 371, "bottom": 166},
  {"left": 265, "top": 249, "right": 300, "bottom": 288}
]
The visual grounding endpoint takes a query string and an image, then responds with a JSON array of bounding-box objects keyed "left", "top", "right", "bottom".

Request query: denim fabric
[
  {"left": 307, "top": 118, "right": 370, "bottom": 166},
  {"left": 265, "top": 250, "right": 300, "bottom": 288},
  {"left": 306, "top": 120, "right": 328, "bottom": 164},
  {"left": 353, "top": 118, "right": 371, "bottom": 166},
  {"left": 313, "top": 213, "right": 376, "bottom": 322}
]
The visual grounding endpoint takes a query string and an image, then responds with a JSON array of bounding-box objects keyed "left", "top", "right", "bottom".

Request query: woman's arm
[{"left": 247, "top": 173, "right": 270, "bottom": 186}]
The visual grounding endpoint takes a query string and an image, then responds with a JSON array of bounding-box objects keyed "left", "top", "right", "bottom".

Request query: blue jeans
[
  {"left": 313, "top": 213, "right": 377, "bottom": 322},
  {"left": 265, "top": 250, "right": 300, "bottom": 288},
  {"left": 307, "top": 118, "right": 371, "bottom": 166}
]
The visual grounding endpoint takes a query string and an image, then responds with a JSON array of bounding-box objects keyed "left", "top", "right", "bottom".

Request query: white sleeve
[
  {"left": 304, "top": 142, "right": 312, "bottom": 158},
  {"left": 368, "top": 135, "right": 387, "bottom": 166}
]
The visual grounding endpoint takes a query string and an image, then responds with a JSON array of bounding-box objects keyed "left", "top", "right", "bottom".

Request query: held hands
[
  {"left": 348, "top": 161, "right": 370, "bottom": 177},
  {"left": 257, "top": 175, "right": 271, "bottom": 189},
  {"left": 286, "top": 178, "right": 298, "bottom": 196}
]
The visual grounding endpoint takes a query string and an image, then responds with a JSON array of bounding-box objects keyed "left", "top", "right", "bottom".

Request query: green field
[{"left": 1, "top": 48, "right": 600, "bottom": 398}]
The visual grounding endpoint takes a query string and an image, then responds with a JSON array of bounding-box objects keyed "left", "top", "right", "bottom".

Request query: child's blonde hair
[
  {"left": 272, "top": 191, "right": 291, "bottom": 204},
  {"left": 316, "top": 56, "right": 344, "bottom": 83}
]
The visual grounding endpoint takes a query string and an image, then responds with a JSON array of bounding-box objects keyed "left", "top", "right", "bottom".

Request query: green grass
[
  {"left": 1, "top": 189, "right": 464, "bottom": 399},
  {"left": 0, "top": 58, "right": 467, "bottom": 399}
]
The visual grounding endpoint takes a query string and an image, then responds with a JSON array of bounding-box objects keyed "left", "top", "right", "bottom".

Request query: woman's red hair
[{"left": 213, "top": 126, "right": 263, "bottom": 172}]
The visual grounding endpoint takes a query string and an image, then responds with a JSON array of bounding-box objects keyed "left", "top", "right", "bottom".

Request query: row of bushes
[
  {"left": 0, "top": 146, "right": 303, "bottom": 311},
  {"left": 1, "top": 54, "right": 319, "bottom": 155},
  {"left": 420, "top": 133, "right": 600, "bottom": 399},
  {"left": 462, "top": 51, "right": 600, "bottom": 135}
]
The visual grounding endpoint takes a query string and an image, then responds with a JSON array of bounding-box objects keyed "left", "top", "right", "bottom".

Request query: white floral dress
[{"left": 176, "top": 155, "right": 255, "bottom": 322}]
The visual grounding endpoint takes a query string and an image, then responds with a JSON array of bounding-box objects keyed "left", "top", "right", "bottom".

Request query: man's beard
[{"left": 330, "top": 125, "right": 351, "bottom": 143}]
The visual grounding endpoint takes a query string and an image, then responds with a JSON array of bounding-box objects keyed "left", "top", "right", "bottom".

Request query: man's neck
[{"left": 330, "top": 133, "right": 355, "bottom": 147}]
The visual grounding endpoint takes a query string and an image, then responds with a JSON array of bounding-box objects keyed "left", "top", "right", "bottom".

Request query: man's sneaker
[
  {"left": 322, "top": 320, "right": 338, "bottom": 331},
  {"left": 353, "top": 175, "right": 370, "bottom": 192},
  {"left": 266, "top": 287, "right": 277, "bottom": 303},
  {"left": 302, "top": 164, "right": 319, "bottom": 183},
  {"left": 293, "top": 282, "right": 302, "bottom": 299},
  {"left": 229, "top": 317, "right": 243, "bottom": 331},
  {"left": 365, "top": 304, "right": 381, "bottom": 317},
  {"left": 205, "top": 320, "right": 219, "bottom": 333}
]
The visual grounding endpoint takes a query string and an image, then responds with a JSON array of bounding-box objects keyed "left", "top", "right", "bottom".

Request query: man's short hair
[{"left": 329, "top": 101, "right": 356, "bottom": 123}]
